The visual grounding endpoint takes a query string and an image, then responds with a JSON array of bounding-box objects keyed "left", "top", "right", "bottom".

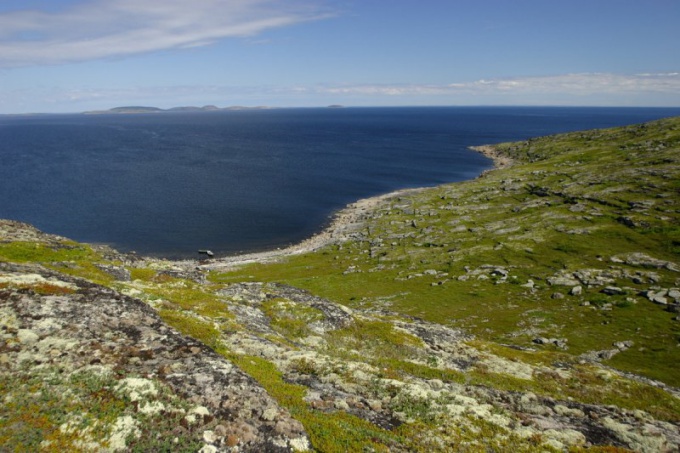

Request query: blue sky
[{"left": 0, "top": 0, "right": 678, "bottom": 113}]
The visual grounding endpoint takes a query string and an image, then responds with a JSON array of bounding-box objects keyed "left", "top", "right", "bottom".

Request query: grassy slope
[{"left": 215, "top": 116, "right": 680, "bottom": 386}]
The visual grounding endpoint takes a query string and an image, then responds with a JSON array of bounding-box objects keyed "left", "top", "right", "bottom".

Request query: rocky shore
[
  {"left": 193, "top": 145, "right": 503, "bottom": 272},
  {"left": 198, "top": 145, "right": 503, "bottom": 272},
  {"left": 197, "top": 186, "right": 429, "bottom": 272}
]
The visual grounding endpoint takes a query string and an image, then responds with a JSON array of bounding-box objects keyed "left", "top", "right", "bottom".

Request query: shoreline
[
  {"left": 191, "top": 144, "right": 506, "bottom": 272},
  {"left": 468, "top": 144, "right": 514, "bottom": 170},
  {"left": 196, "top": 185, "right": 429, "bottom": 271}
]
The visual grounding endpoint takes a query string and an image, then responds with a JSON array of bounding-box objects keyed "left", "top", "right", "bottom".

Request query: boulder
[{"left": 548, "top": 276, "right": 580, "bottom": 286}]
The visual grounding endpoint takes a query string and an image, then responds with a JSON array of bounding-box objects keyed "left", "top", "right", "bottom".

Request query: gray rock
[
  {"left": 667, "top": 289, "right": 680, "bottom": 302},
  {"left": 602, "top": 286, "right": 624, "bottom": 296},
  {"left": 548, "top": 276, "right": 580, "bottom": 286},
  {"left": 553, "top": 338, "right": 568, "bottom": 349},
  {"left": 533, "top": 337, "right": 568, "bottom": 349},
  {"left": 613, "top": 341, "right": 634, "bottom": 350},
  {"left": 648, "top": 272, "right": 662, "bottom": 283},
  {"left": 645, "top": 290, "right": 669, "bottom": 305},
  {"left": 95, "top": 264, "right": 131, "bottom": 281},
  {"left": 614, "top": 253, "right": 679, "bottom": 272},
  {"left": 0, "top": 262, "right": 309, "bottom": 451},
  {"left": 570, "top": 286, "right": 583, "bottom": 296},
  {"left": 665, "top": 304, "right": 680, "bottom": 314}
]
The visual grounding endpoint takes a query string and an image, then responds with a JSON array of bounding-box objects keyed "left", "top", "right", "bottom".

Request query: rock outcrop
[{"left": 0, "top": 261, "right": 308, "bottom": 452}]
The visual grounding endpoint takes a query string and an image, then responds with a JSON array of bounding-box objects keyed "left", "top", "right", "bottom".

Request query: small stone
[
  {"left": 602, "top": 286, "right": 624, "bottom": 295},
  {"left": 597, "top": 350, "right": 618, "bottom": 360},
  {"left": 553, "top": 338, "right": 568, "bottom": 349},
  {"left": 648, "top": 272, "right": 662, "bottom": 283},
  {"left": 613, "top": 341, "right": 634, "bottom": 350},
  {"left": 551, "top": 292, "right": 565, "bottom": 299},
  {"left": 570, "top": 286, "right": 583, "bottom": 296},
  {"left": 652, "top": 295, "right": 668, "bottom": 305},
  {"left": 491, "top": 268, "right": 509, "bottom": 277},
  {"left": 548, "top": 276, "right": 580, "bottom": 287}
]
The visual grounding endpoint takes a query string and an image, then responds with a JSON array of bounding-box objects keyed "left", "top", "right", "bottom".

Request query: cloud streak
[
  {"left": 2, "top": 73, "right": 679, "bottom": 113},
  {"left": 316, "top": 73, "right": 680, "bottom": 99},
  {"left": 0, "top": 0, "right": 331, "bottom": 67}
]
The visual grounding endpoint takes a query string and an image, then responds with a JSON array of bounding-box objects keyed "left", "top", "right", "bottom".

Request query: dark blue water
[{"left": 1, "top": 106, "right": 679, "bottom": 258}]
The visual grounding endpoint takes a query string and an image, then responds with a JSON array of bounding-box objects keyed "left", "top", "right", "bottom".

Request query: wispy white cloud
[
  {"left": 2, "top": 72, "right": 679, "bottom": 113},
  {"left": 0, "top": 0, "right": 332, "bottom": 67},
  {"left": 315, "top": 73, "right": 680, "bottom": 99}
]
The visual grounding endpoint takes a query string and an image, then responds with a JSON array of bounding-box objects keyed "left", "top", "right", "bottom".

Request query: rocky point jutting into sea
[{"left": 2, "top": 116, "right": 680, "bottom": 451}]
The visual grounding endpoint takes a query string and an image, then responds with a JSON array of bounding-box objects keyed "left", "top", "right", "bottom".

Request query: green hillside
[{"left": 219, "top": 116, "right": 680, "bottom": 386}]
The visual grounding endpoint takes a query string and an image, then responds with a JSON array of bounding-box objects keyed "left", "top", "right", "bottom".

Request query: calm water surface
[{"left": 1, "top": 106, "right": 679, "bottom": 258}]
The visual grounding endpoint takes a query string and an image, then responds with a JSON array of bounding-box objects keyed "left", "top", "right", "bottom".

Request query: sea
[{"left": 1, "top": 106, "right": 679, "bottom": 259}]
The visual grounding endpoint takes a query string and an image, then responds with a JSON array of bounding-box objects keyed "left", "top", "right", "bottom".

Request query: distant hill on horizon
[{"left": 84, "top": 105, "right": 273, "bottom": 114}]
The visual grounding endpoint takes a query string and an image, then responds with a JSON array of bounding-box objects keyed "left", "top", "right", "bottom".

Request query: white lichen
[{"left": 108, "top": 415, "right": 140, "bottom": 451}]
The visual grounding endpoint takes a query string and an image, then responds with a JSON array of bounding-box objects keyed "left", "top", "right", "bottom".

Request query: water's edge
[{"left": 168, "top": 145, "right": 498, "bottom": 271}]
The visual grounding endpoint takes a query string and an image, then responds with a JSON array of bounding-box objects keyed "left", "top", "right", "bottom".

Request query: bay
[{"left": 1, "top": 106, "right": 679, "bottom": 258}]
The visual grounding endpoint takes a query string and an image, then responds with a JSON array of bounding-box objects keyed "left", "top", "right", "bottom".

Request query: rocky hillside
[{"left": 2, "top": 117, "right": 680, "bottom": 451}]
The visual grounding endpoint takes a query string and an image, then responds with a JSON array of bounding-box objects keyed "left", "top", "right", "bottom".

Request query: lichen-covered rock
[{"left": 0, "top": 261, "right": 308, "bottom": 452}]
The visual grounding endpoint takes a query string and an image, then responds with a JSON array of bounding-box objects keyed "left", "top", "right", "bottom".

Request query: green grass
[
  {"left": 0, "top": 241, "right": 117, "bottom": 284},
  {"left": 227, "top": 354, "right": 403, "bottom": 452},
  {"left": 262, "top": 297, "right": 326, "bottom": 338},
  {"left": 212, "top": 116, "right": 680, "bottom": 388},
  {"left": 0, "top": 241, "right": 97, "bottom": 263}
]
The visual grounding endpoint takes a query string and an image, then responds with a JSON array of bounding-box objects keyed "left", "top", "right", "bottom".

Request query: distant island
[{"left": 84, "top": 105, "right": 273, "bottom": 114}]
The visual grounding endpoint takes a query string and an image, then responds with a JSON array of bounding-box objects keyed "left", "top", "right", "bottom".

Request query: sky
[{"left": 0, "top": 0, "right": 679, "bottom": 113}]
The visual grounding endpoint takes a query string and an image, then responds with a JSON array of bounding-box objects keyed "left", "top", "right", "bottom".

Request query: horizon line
[{"left": 3, "top": 104, "right": 680, "bottom": 116}]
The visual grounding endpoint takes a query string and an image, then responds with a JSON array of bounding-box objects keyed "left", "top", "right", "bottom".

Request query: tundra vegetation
[{"left": 1, "top": 117, "right": 679, "bottom": 451}]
